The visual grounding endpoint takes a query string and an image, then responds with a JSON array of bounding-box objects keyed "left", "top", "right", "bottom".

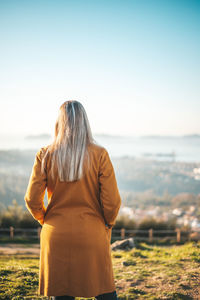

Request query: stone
[{"left": 111, "top": 237, "right": 135, "bottom": 251}]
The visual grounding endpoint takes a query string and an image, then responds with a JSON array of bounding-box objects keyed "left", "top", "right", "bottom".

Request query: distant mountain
[
  {"left": 25, "top": 134, "right": 52, "bottom": 140},
  {"left": 24, "top": 133, "right": 200, "bottom": 141},
  {"left": 140, "top": 134, "right": 200, "bottom": 139},
  {"left": 182, "top": 134, "right": 200, "bottom": 139}
]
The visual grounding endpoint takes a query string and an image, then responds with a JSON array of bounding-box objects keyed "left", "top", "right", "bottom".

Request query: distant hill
[
  {"left": 24, "top": 132, "right": 200, "bottom": 141},
  {"left": 182, "top": 134, "right": 200, "bottom": 138}
]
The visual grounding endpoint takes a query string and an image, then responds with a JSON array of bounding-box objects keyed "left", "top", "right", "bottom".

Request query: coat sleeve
[
  {"left": 98, "top": 148, "right": 122, "bottom": 229},
  {"left": 24, "top": 148, "right": 47, "bottom": 226}
]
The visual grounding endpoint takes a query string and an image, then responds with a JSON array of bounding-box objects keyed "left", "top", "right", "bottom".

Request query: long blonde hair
[{"left": 41, "top": 100, "right": 95, "bottom": 182}]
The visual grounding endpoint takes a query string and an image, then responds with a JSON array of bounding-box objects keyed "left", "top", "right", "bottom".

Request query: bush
[
  {"left": 0, "top": 199, "right": 38, "bottom": 228},
  {"left": 18, "top": 211, "right": 39, "bottom": 228},
  {"left": 136, "top": 217, "right": 177, "bottom": 238},
  {"left": 114, "top": 215, "right": 136, "bottom": 230}
]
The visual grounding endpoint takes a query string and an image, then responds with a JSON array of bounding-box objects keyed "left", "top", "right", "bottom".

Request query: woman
[{"left": 24, "top": 100, "right": 122, "bottom": 300}]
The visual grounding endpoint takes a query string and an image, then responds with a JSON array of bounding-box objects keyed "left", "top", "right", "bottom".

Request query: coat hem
[{"left": 38, "top": 285, "right": 116, "bottom": 298}]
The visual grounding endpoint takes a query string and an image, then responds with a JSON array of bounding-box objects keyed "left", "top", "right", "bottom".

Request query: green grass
[
  {"left": 112, "top": 241, "right": 200, "bottom": 299},
  {"left": 0, "top": 242, "right": 200, "bottom": 299}
]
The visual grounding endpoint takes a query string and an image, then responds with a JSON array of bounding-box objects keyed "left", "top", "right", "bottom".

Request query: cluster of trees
[
  {"left": 0, "top": 199, "right": 39, "bottom": 228},
  {"left": 114, "top": 214, "right": 177, "bottom": 231},
  {"left": 121, "top": 189, "right": 200, "bottom": 213}
]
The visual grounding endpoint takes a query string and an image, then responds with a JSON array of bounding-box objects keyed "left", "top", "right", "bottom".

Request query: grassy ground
[
  {"left": 0, "top": 241, "right": 200, "bottom": 300},
  {"left": 112, "top": 241, "right": 200, "bottom": 299}
]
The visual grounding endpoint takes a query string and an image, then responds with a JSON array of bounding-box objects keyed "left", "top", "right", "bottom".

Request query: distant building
[
  {"left": 118, "top": 206, "right": 134, "bottom": 218},
  {"left": 193, "top": 167, "right": 200, "bottom": 180},
  {"left": 191, "top": 218, "right": 200, "bottom": 230},
  {"left": 172, "top": 208, "right": 183, "bottom": 217}
]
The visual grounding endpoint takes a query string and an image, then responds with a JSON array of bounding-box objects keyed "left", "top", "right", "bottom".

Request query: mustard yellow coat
[{"left": 24, "top": 143, "right": 122, "bottom": 298}]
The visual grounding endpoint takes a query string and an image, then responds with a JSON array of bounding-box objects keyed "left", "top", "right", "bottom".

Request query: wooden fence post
[
  {"left": 149, "top": 228, "right": 153, "bottom": 243},
  {"left": 10, "top": 226, "right": 14, "bottom": 239},
  {"left": 121, "top": 228, "right": 125, "bottom": 240},
  {"left": 176, "top": 228, "right": 181, "bottom": 243}
]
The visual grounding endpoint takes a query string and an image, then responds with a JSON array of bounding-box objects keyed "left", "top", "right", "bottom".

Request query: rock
[{"left": 111, "top": 237, "right": 135, "bottom": 251}]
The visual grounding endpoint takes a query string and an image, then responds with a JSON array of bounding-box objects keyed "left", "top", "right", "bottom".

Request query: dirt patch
[{"left": 0, "top": 243, "right": 40, "bottom": 255}]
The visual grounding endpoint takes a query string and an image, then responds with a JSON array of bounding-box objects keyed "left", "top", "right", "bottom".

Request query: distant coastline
[{"left": 15, "top": 132, "right": 200, "bottom": 140}]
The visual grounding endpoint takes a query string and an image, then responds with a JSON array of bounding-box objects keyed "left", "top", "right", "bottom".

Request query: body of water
[{"left": 0, "top": 134, "right": 200, "bottom": 163}]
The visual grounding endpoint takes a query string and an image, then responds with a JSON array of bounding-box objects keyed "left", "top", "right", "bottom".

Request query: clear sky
[{"left": 0, "top": 0, "right": 199, "bottom": 137}]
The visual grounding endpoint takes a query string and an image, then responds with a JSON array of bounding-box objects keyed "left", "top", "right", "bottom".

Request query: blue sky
[{"left": 0, "top": 0, "right": 199, "bottom": 136}]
